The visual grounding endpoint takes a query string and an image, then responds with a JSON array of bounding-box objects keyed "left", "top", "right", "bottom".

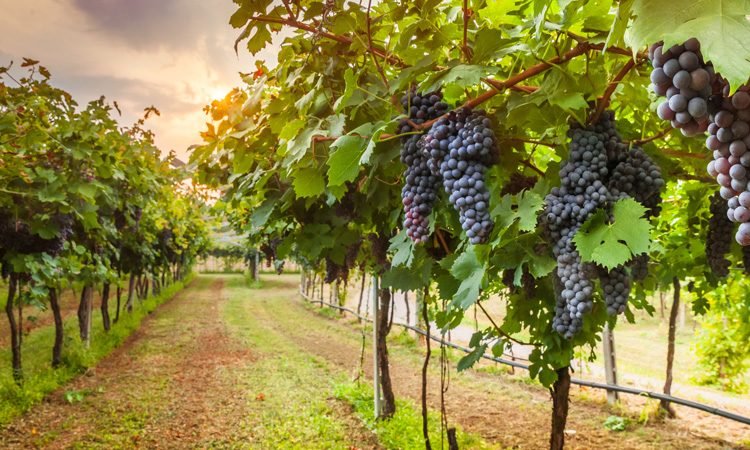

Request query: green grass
[
  {"left": 221, "top": 274, "right": 500, "bottom": 449},
  {"left": 222, "top": 275, "right": 358, "bottom": 449},
  {"left": 0, "top": 274, "right": 194, "bottom": 426},
  {"left": 334, "top": 381, "right": 502, "bottom": 450}
]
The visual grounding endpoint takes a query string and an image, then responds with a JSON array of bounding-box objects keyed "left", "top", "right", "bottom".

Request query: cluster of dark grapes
[
  {"left": 501, "top": 173, "right": 537, "bottom": 196},
  {"left": 544, "top": 125, "right": 611, "bottom": 338},
  {"left": 158, "top": 228, "right": 177, "bottom": 261},
  {"left": 649, "top": 39, "right": 715, "bottom": 136},
  {"left": 609, "top": 147, "right": 666, "bottom": 216},
  {"left": 705, "top": 192, "right": 733, "bottom": 277},
  {"left": 543, "top": 112, "right": 664, "bottom": 338},
  {"left": 0, "top": 211, "right": 73, "bottom": 257},
  {"left": 705, "top": 88, "right": 750, "bottom": 245},
  {"left": 324, "top": 256, "right": 345, "bottom": 284},
  {"left": 114, "top": 206, "right": 143, "bottom": 231},
  {"left": 323, "top": 240, "right": 361, "bottom": 284},
  {"left": 260, "top": 238, "right": 281, "bottom": 264},
  {"left": 502, "top": 266, "right": 536, "bottom": 298},
  {"left": 399, "top": 90, "right": 449, "bottom": 243},
  {"left": 423, "top": 108, "right": 498, "bottom": 244}
]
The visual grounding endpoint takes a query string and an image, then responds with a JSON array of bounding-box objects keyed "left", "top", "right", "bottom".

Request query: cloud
[
  {"left": 71, "top": 0, "right": 230, "bottom": 51},
  {"left": 1, "top": 0, "right": 282, "bottom": 159}
]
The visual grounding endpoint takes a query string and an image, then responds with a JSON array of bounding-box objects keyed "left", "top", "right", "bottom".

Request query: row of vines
[
  {"left": 190, "top": 1, "right": 750, "bottom": 448},
  {"left": 0, "top": 60, "right": 210, "bottom": 391}
]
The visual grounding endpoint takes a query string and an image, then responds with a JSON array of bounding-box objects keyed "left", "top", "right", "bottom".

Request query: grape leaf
[
  {"left": 574, "top": 199, "right": 651, "bottom": 270},
  {"left": 451, "top": 246, "right": 485, "bottom": 309},
  {"left": 292, "top": 168, "right": 325, "bottom": 198},
  {"left": 517, "top": 190, "right": 544, "bottom": 232},
  {"left": 326, "top": 135, "right": 367, "bottom": 186},
  {"left": 625, "top": 0, "right": 750, "bottom": 90},
  {"left": 422, "top": 64, "right": 500, "bottom": 93},
  {"left": 389, "top": 228, "right": 415, "bottom": 268},
  {"left": 381, "top": 258, "right": 432, "bottom": 291},
  {"left": 477, "top": 0, "right": 523, "bottom": 27},
  {"left": 284, "top": 125, "right": 320, "bottom": 165},
  {"left": 457, "top": 343, "right": 488, "bottom": 372}
]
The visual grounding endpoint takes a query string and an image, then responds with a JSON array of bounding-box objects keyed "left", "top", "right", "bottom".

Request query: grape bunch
[
  {"left": 324, "top": 256, "right": 344, "bottom": 284},
  {"left": 544, "top": 125, "right": 612, "bottom": 338},
  {"left": 424, "top": 108, "right": 497, "bottom": 244},
  {"left": 544, "top": 112, "right": 665, "bottom": 338},
  {"left": 598, "top": 266, "right": 631, "bottom": 315},
  {"left": 705, "top": 88, "right": 750, "bottom": 245},
  {"left": 649, "top": 39, "right": 715, "bottom": 136},
  {"left": 596, "top": 112, "right": 664, "bottom": 281},
  {"left": 0, "top": 211, "right": 73, "bottom": 257},
  {"left": 399, "top": 90, "right": 449, "bottom": 243},
  {"left": 609, "top": 147, "right": 666, "bottom": 216},
  {"left": 705, "top": 192, "right": 733, "bottom": 277},
  {"left": 501, "top": 173, "right": 538, "bottom": 196}
]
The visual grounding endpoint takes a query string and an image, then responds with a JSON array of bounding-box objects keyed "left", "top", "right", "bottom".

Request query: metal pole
[
  {"left": 372, "top": 275, "right": 381, "bottom": 418},
  {"left": 602, "top": 323, "right": 619, "bottom": 404}
]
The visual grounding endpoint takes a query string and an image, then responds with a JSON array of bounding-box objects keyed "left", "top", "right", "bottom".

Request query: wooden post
[
  {"left": 602, "top": 323, "right": 619, "bottom": 404},
  {"left": 372, "top": 275, "right": 381, "bottom": 418}
]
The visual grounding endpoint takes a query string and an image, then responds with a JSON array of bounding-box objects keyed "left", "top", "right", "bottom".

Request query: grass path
[{"left": 0, "top": 274, "right": 747, "bottom": 449}]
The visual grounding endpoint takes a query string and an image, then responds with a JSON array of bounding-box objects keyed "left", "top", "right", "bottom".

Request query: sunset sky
[{"left": 1, "top": 0, "right": 279, "bottom": 159}]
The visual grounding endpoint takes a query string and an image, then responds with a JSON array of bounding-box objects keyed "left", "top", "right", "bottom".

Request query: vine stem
[
  {"left": 661, "top": 148, "right": 707, "bottom": 160},
  {"left": 419, "top": 41, "right": 602, "bottom": 131},
  {"left": 521, "top": 159, "right": 545, "bottom": 176},
  {"left": 435, "top": 229, "right": 452, "bottom": 255},
  {"left": 249, "top": 14, "right": 404, "bottom": 66},
  {"left": 628, "top": 127, "right": 672, "bottom": 145},
  {"left": 504, "top": 137, "right": 558, "bottom": 148},
  {"left": 476, "top": 301, "right": 536, "bottom": 347},
  {"left": 366, "top": 0, "right": 390, "bottom": 89},
  {"left": 461, "top": 0, "right": 471, "bottom": 62},
  {"left": 281, "top": 0, "right": 295, "bottom": 19},
  {"left": 589, "top": 58, "right": 636, "bottom": 124}
]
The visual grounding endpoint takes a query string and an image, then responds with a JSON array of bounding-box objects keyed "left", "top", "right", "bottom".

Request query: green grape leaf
[
  {"left": 381, "top": 258, "right": 432, "bottom": 291},
  {"left": 422, "top": 64, "right": 500, "bottom": 93},
  {"left": 451, "top": 246, "right": 485, "bottom": 309},
  {"left": 517, "top": 190, "right": 544, "bottom": 232},
  {"left": 389, "top": 228, "right": 415, "bottom": 268},
  {"left": 457, "top": 343, "right": 488, "bottom": 372},
  {"left": 327, "top": 135, "right": 368, "bottom": 186},
  {"left": 574, "top": 198, "right": 651, "bottom": 270},
  {"left": 292, "top": 168, "right": 325, "bottom": 198}
]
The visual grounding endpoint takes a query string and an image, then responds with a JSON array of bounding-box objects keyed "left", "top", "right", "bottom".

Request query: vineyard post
[
  {"left": 254, "top": 251, "right": 260, "bottom": 281},
  {"left": 602, "top": 323, "right": 619, "bottom": 404},
  {"left": 49, "top": 287, "right": 64, "bottom": 367},
  {"left": 372, "top": 274, "right": 381, "bottom": 418}
]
